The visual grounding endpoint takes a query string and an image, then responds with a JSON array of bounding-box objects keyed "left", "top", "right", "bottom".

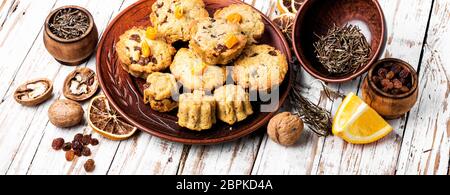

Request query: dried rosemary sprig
[
  {"left": 314, "top": 24, "right": 371, "bottom": 75},
  {"left": 289, "top": 79, "right": 333, "bottom": 136},
  {"left": 49, "top": 8, "right": 89, "bottom": 40},
  {"left": 272, "top": 17, "right": 342, "bottom": 136}
]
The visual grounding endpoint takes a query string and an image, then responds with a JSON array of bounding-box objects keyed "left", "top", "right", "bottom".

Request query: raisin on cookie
[
  {"left": 150, "top": 0, "right": 209, "bottom": 43},
  {"left": 214, "top": 4, "right": 265, "bottom": 44},
  {"left": 232, "top": 44, "right": 288, "bottom": 91},
  {"left": 189, "top": 18, "right": 247, "bottom": 65},
  {"left": 116, "top": 27, "right": 176, "bottom": 78}
]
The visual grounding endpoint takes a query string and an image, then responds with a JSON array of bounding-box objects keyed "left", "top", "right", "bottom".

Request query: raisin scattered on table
[
  {"left": 62, "top": 142, "right": 72, "bottom": 151},
  {"left": 90, "top": 138, "right": 99, "bottom": 146},
  {"left": 74, "top": 133, "right": 83, "bottom": 142},
  {"left": 82, "top": 134, "right": 91, "bottom": 145},
  {"left": 82, "top": 147, "right": 91, "bottom": 156},
  {"left": 74, "top": 149, "right": 82, "bottom": 157},
  {"left": 84, "top": 159, "right": 95, "bottom": 172},
  {"left": 72, "top": 140, "right": 83, "bottom": 150},
  {"left": 65, "top": 150, "right": 75, "bottom": 161},
  {"left": 52, "top": 138, "right": 64, "bottom": 150}
]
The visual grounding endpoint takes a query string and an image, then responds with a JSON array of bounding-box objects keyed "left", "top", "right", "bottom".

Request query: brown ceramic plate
[{"left": 96, "top": 0, "right": 292, "bottom": 145}]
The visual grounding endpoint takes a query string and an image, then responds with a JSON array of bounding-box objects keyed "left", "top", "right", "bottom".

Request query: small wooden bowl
[
  {"left": 292, "top": 0, "right": 386, "bottom": 83},
  {"left": 44, "top": 5, "right": 98, "bottom": 66},
  {"left": 362, "top": 58, "right": 419, "bottom": 119}
]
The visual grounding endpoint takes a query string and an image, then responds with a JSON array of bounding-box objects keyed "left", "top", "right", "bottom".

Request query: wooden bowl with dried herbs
[
  {"left": 292, "top": 0, "right": 386, "bottom": 83},
  {"left": 44, "top": 5, "right": 98, "bottom": 66}
]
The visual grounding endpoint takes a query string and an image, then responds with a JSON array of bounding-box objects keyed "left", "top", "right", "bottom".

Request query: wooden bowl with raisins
[{"left": 362, "top": 58, "right": 418, "bottom": 119}]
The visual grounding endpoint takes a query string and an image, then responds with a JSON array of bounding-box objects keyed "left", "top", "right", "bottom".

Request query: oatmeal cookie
[
  {"left": 214, "top": 85, "right": 253, "bottom": 125},
  {"left": 189, "top": 18, "right": 247, "bottom": 65},
  {"left": 178, "top": 90, "right": 216, "bottom": 131},
  {"left": 232, "top": 44, "right": 288, "bottom": 91},
  {"left": 170, "top": 48, "right": 226, "bottom": 91},
  {"left": 214, "top": 4, "right": 265, "bottom": 44},
  {"left": 143, "top": 72, "right": 178, "bottom": 112},
  {"left": 116, "top": 27, "right": 176, "bottom": 78},
  {"left": 150, "top": 0, "right": 209, "bottom": 43}
]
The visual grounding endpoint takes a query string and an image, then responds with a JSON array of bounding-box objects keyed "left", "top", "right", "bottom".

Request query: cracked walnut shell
[
  {"left": 63, "top": 67, "right": 99, "bottom": 101},
  {"left": 14, "top": 78, "right": 53, "bottom": 106},
  {"left": 267, "top": 112, "right": 304, "bottom": 146}
]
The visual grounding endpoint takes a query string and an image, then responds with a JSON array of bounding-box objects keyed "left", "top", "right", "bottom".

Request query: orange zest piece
[
  {"left": 226, "top": 13, "right": 242, "bottom": 23},
  {"left": 146, "top": 26, "right": 158, "bottom": 40},
  {"left": 174, "top": 6, "right": 184, "bottom": 19},
  {"left": 141, "top": 41, "right": 151, "bottom": 57},
  {"left": 224, "top": 34, "right": 239, "bottom": 49}
]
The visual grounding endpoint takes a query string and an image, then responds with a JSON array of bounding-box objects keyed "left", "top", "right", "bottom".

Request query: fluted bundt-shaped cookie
[
  {"left": 214, "top": 85, "right": 253, "bottom": 125},
  {"left": 143, "top": 72, "right": 178, "bottom": 112},
  {"left": 177, "top": 90, "right": 216, "bottom": 131}
]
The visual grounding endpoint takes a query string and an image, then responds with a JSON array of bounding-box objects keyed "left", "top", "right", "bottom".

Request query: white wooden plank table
[{"left": 0, "top": 0, "right": 448, "bottom": 175}]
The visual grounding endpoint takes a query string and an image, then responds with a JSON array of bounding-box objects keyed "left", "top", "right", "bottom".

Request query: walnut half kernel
[
  {"left": 14, "top": 78, "right": 53, "bottom": 106},
  {"left": 63, "top": 67, "right": 99, "bottom": 101}
]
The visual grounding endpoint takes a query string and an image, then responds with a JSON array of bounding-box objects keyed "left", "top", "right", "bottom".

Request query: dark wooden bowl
[
  {"left": 96, "top": 0, "right": 292, "bottom": 145},
  {"left": 292, "top": 0, "right": 386, "bottom": 83},
  {"left": 362, "top": 58, "right": 418, "bottom": 119},
  {"left": 44, "top": 5, "right": 99, "bottom": 66}
]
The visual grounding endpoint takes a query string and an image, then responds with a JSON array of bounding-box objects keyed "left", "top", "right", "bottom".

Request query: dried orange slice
[
  {"left": 272, "top": 13, "right": 295, "bottom": 41},
  {"left": 88, "top": 95, "right": 137, "bottom": 140}
]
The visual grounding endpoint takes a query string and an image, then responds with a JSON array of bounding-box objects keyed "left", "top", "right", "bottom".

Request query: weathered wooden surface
[{"left": 0, "top": 0, "right": 448, "bottom": 175}]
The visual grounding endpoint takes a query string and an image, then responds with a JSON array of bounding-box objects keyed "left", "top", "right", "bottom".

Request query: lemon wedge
[{"left": 332, "top": 93, "right": 393, "bottom": 144}]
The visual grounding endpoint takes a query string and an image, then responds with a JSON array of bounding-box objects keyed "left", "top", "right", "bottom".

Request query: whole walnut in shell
[
  {"left": 48, "top": 99, "right": 84, "bottom": 128},
  {"left": 267, "top": 112, "right": 304, "bottom": 146}
]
